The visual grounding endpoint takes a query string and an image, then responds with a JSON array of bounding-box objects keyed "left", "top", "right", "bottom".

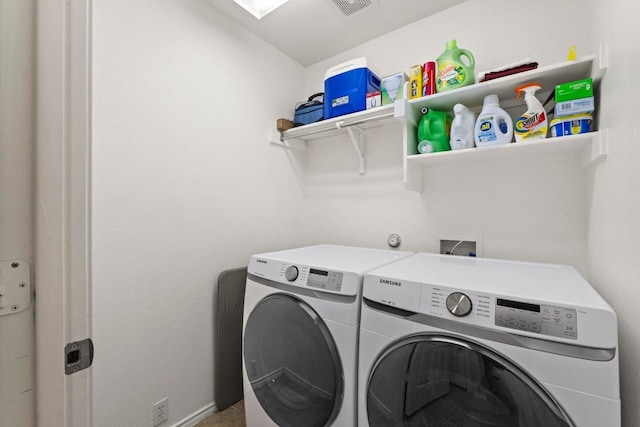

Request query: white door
[{"left": 36, "top": 0, "right": 92, "bottom": 426}]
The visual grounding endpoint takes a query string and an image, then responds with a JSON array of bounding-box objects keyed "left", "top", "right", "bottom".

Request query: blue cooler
[{"left": 324, "top": 58, "right": 381, "bottom": 119}]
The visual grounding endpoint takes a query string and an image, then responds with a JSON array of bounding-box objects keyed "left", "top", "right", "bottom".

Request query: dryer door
[
  {"left": 366, "top": 335, "right": 574, "bottom": 427},
  {"left": 243, "top": 294, "right": 343, "bottom": 427}
]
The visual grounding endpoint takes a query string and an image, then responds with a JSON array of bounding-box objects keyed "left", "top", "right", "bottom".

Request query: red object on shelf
[
  {"left": 422, "top": 62, "right": 436, "bottom": 96},
  {"left": 480, "top": 62, "right": 539, "bottom": 82}
]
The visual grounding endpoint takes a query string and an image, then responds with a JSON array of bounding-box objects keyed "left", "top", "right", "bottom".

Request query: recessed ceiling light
[{"left": 231, "top": 0, "right": 290, "bottom": 19}]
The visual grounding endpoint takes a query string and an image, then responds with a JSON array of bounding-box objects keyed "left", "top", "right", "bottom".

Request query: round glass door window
[
  {"left": 367, "top": 335, "right": 573, "bottom": 427},
  {"left": 244, "top": 294, "right": 343, "bottom": 427}
]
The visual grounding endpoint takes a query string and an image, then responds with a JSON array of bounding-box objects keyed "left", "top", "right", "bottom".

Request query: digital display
[
  {"left": 497, "top": 298, "right": 540, "bottom": 313},
  {"left": 307, "top": 269, "right": 343, "bottom": 292}
]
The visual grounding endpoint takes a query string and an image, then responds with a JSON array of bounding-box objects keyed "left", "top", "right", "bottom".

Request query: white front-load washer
[
  {"left": 358, "top": 253, "right": 620, "bottom": 427},
  {"left": 242, "top": 244, "right": 412, "bottom": 427}
]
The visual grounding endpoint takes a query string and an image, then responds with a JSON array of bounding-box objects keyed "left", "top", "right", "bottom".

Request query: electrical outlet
[{"left": 152, "top": 397, "right": 168, "bottom": 426}]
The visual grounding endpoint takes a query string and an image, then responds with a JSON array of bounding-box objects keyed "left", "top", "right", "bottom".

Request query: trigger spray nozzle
[{"left": 514, "top": 82, "right": 542, "bottom": 100}]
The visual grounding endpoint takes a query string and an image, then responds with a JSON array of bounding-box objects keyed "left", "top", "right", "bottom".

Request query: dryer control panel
[
  {"left": 307, "top": 268, "right": 344, "bottom": 292},
  {"left": 249, "top": 256, "right": 359, "bottom": 297},
  {"left": 282, "top": 264, "right": 345, "bottom": 292}
]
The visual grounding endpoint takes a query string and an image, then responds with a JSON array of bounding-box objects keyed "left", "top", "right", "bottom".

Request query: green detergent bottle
[
  {"left": 417, "top": 108, "right": 452, "bottom": 153},
  {"left": 436, "top": 39, "right": 475, "bottom": 93}
]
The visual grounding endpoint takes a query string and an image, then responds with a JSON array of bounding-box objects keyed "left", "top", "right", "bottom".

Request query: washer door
[
  {"left": 367, "top": 335, "right": 574, "bottom": 427},
  {"left": 244, "top": 294, "right": 343, "bottom": 427}
]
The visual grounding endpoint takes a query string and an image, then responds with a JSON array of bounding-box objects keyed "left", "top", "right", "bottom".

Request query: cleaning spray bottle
[
  {"left": 514, "top": 83, "right": 548, "bottom": 142},
  {"left": 449, "top": 103, "right": 476, "bottom": 150},
  {"left": 474, "top": 94, "right": 513, "bottom": 148}
]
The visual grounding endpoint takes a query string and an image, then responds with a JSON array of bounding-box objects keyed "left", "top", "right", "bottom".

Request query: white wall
[
  {"left": 586, "top": 1, "right": 640, "bottom": 426},
  {"left": 91, "top": 0, "right": 306, "bottom": 425},
  {"left": 303, "top": 0, "right": 594, "bottom": 268},
  {"left": 0, "top": 0, "right": 35, "bottom": 425}
]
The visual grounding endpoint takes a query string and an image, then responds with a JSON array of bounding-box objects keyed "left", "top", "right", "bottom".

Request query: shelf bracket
[
  {"left": 345, "top": 125, "right": 365, "bottom": 174},
  {"left": 267, "top": 129, "right": 306, "bottom": 152}
]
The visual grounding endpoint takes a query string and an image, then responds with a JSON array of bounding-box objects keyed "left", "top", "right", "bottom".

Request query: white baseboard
[{"left": 174, "top": 402, "right": 217, "bottom": 427}]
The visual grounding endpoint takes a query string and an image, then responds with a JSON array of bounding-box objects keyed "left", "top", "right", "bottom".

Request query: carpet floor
[{"left": 196, "top": 400, "right": 246, "bottom": 427}]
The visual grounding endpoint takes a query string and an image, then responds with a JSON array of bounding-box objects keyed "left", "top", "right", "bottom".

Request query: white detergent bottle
[
  {"left": 450, "top": 103, "right": 476, "bottom": 150},
  {"left": 474, "top": 94, "right": 513, "bottom": 148},
  {"left": 514, "top": 83, "right": 548, "bottom": 141}
]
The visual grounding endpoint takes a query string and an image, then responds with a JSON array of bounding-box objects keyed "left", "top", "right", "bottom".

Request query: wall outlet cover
[{"left": 153, "top": 397, "right": 169, "bottom": 426}]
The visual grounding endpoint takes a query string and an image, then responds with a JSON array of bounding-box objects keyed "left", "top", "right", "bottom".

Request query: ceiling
[{"left": 206, "top": 0, "right": 466, "bottom": 66}]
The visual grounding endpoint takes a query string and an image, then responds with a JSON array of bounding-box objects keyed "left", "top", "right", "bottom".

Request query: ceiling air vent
[{"left": 331, "top": 0, "right": 372, "bottom": 15}]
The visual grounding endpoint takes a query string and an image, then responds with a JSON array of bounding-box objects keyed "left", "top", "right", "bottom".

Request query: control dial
[
  {"left": 284, "top": 266, "right": 299, "bottom": 282},
  {"left": 446, "top": 292, "right": 472, "bottom": 317}
]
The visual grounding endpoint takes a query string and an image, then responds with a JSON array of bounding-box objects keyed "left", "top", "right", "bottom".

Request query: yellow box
[{"left": 409, "top": 65, "right": 423, "bottom": 100}]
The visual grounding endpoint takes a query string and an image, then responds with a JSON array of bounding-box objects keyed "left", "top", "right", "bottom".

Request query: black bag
[{"left": 293, "top": 93, "right": 324, "bottom": 126}]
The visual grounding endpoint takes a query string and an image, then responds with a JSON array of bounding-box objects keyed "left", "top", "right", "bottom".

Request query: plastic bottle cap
[
  {"left": 446, "top": 39, "right": 458, "bottom": 49},
  {"left": 484, "top": 94, "right": 499, "bottom": 106}
]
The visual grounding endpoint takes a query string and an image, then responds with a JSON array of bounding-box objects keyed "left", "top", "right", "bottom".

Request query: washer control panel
[
  {"left": 364, "top": 277, "right": 581, "bottom": 342},
  {"left": 495, "top": 298, "right": 578, "bottom": 340}
]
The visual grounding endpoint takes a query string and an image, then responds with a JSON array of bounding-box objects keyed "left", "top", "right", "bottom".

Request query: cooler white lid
[
  {"left": 325, "top": 57, "right": 369, "bottom": 80},
  {"left": 365, "top": 252, "right": 612, "bottom": 310},
  {"left": 249, "top": 244, "right": 412, "bottom": 276}
]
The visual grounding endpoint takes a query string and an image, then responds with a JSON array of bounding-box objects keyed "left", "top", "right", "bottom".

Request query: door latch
[{"left": 65, "top": 339, "right": 94, "bottom": 375}]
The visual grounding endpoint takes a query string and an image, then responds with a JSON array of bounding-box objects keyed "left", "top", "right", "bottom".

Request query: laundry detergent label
[
  {"left": 437, "top": 61, "right": 466, "bottom": 90},
  {"left": 515, "top": 112, "right": 547, "bottom": 139},
  {"left": 477, "top": 118, "right": 498, "bottom": 143}
]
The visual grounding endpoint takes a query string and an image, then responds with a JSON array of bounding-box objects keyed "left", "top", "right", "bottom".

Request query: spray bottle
[
  {"left": 450, "top": 104, "right": 476, "bottom": 150},
  {"left": 514, "top": 83, "right": 548, "bottom": 142}
]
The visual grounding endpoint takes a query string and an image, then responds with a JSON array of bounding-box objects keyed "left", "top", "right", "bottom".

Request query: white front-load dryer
[
  {"left": 242, "top": 244, "right": 412, "bottom": 427},
  {"left": 358, "top": 253, "right": 620, "bottom": 427}
]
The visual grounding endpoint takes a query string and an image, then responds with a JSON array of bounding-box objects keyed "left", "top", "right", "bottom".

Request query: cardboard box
[
  {"left": 408, "top": 65, "right": 423, "bottom": 99},
  {"left": 555, "top": 78, "right": 593, "bottom": 103},
  {"left": 381, "top": 72, "right": 408, "bottom": 105},
  {"left": 277, "top": 118, "right": 294, "bottom": 131},
  {"left": 554, "top": 96, "right": 595, "bottom": 117}
]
